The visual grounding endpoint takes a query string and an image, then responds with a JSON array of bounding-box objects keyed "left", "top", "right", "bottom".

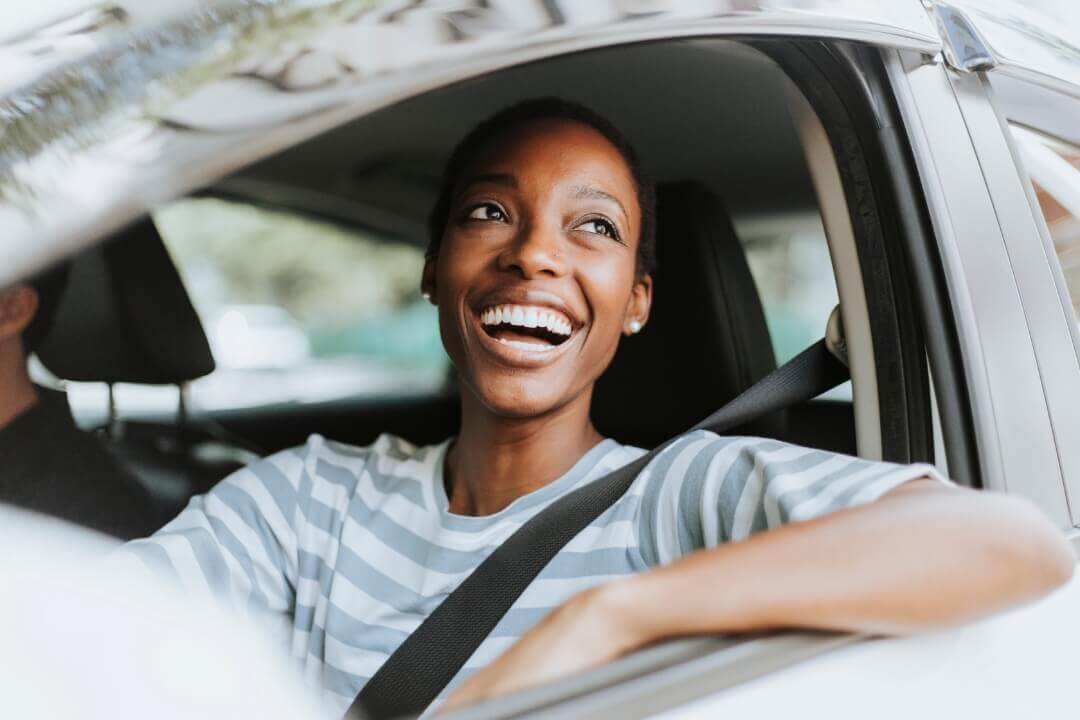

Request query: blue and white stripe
[{"left": 122, "top": 430, "right": 940, "bottom": 716}]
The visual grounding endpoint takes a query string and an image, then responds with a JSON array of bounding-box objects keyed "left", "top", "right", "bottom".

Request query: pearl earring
[
  {"left": 629, "top": 320, "right": 642, "bottom": 334},
  {"left": 422, "top": 292, "right": 431, "bottom": 302}
]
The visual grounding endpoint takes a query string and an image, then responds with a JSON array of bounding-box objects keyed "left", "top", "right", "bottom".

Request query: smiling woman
[
  {"left": 424, "top": 99, "right": 652, "bottom": 439},
  {"left": 120, "top": 97, "right": 1074, "bottom": 719}
]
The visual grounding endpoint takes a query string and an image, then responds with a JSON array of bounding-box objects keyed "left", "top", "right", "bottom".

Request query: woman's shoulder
[
  {"left": 631, "top": 429, "right": 786, "bottom": 461},
  {"left": 233, "top": 433, "right": 446, "bottom": 493},
  {"left": 625, "top": 430, "right": 805, "bottom": 490},
  {"left": 286, "top": 432, "right": 445, "bottom": 470}
]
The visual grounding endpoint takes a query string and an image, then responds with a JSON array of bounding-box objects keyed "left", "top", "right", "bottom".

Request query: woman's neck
[{"left": 445, "top": 388, "right": 604, "bottom": 516}]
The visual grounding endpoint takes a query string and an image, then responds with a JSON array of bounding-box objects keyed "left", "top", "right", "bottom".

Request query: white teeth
[
  {"left": 479, "top": 304, "right": 574, "bottom": 336},
  {"left": 496, "top": 338, "right": 554, "bottom": 352}
]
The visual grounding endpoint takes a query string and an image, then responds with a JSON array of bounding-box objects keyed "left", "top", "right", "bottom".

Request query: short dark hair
[
  {"left": 22, "top": 264, "right": 70, "bottom": 353},
  {"left": 427, "top": 98, "right": 656, "bottom": 277}
]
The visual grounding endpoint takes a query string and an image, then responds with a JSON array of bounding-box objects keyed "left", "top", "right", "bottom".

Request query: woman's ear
[
  {"left": 420, "top": 258, "right": 437, "bottom": 305},
  {"left": 0, "top": 285, "right": 39, "bottom": 343},
  {"left": 623, "top": 274, "right": 652, "bottom": 336}
]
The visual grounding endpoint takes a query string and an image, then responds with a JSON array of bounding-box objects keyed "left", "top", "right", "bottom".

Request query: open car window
[{"left": 5, "top": 21, "right": 980, "bottom": 720}]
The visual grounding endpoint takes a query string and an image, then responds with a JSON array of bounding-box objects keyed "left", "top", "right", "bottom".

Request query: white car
[{"left": 2, "top": 1, "right": 1079, "bottom": 718}]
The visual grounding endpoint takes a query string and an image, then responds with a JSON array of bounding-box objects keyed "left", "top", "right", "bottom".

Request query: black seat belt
[{"left": 348, "top": 339, "right": 849, "bottom": 720}]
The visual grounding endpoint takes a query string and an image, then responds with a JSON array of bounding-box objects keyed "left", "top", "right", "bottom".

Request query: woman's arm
[
  {"left": 442, "top": 481, "right": 1074, "bottom": 710},
  {"left": 621, "top": 480, "right": 1073, "bottom": 637}
]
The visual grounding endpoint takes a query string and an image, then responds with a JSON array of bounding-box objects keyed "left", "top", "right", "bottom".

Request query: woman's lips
[{"left": 469, "top": 309, "right": 579, "bottom": 368}]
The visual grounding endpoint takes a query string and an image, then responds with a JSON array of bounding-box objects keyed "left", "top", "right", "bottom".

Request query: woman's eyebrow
[{"left": 571, "top": 184, "right": 627, "bottom": 219}]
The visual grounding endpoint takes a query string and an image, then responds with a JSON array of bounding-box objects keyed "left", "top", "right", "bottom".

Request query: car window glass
[
  {"left": 743, "top": 227, "right": 837, "bottom": 363},
  {"left": 57, "top": 197, "right": 449, "bottom": 422},
  {"left": 1011, "top": 124, "right": 1080, "bottom": 324},
  {"left": 740, "top": 218, "right": 848, "bottom": 399}
]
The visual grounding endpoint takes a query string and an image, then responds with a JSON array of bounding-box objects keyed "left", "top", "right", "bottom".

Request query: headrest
[
  {"left": 592, "top": 182, "right": 781, "bottom": 447},
  {"left": 37, "top": 217, "right": 215, "bottom": 384}
]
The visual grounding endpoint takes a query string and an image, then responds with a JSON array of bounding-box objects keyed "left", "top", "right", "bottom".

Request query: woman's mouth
[{"left": 476, "top": 303, "right": 575, "bottom": 355}]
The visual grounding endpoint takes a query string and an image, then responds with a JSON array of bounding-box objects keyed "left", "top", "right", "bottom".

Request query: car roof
[{"left": 1, "top": 0, "right": 1076, "bottom": 285}]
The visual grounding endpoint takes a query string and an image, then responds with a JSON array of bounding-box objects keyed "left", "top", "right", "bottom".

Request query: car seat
[{"left": 592, "top": 181, "right": 785, "bottom": 448}]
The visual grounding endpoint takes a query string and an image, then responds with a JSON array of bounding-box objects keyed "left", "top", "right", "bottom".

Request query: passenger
[
  {"left": 0, "top": 266, "right": 157, "bottom": 539},
  {"left": 123, "top": 99, "right": 1073, "bottom": 715}
]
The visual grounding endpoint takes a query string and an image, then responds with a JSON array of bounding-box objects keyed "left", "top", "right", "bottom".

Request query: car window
[
  {"left": 58, "top": 197, "right": 449, "bottom": 422},
  {"left": 1010, "top": 124, "right": 1080, "bottom": 324},
  {"left": 739, "top": 218, "right": 849, "bottom": 400},
  {"left": 741, "top": 224, "right": 838, "bottom": 365}
]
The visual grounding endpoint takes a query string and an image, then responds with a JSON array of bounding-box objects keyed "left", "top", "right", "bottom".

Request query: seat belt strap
[{"left": 348, "top": 339, "right": 849, "bottom": 720}]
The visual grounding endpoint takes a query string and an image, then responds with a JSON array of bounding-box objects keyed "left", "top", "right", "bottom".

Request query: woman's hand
[{"left": 440, "top": 580, "right": 647, "bottom": 713}]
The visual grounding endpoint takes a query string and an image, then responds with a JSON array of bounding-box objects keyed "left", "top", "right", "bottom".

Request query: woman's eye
[
  {"left": 466, "top": 203, "right": 507, "bottom": 222},
  {"left": 578, "top": 219, "right": 618, "bottom": 239}
]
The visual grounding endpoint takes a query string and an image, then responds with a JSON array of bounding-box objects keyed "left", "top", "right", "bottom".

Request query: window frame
[
  {"left": 980, "top": 71, "right": 1080, "bottom": 531},
  {"left": 885, "top": 50, "right": 1078, "bottom": 534},
  {"left": 759, "top": 40, "right": 935, "bottom": 467},
  {"left": 1009, "top": 125, "right": 1080, "bottom": 328},
  {"left": 1001, "top": 118, "right": 1080, "bottom": 364},
  {"left": 442, "top": 632, "right": 859, "bottom": 720}
]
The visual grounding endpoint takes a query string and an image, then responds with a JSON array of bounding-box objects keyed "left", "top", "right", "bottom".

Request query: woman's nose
[{"left": 496, "top": 221, "right": 569, "bottom": 278}]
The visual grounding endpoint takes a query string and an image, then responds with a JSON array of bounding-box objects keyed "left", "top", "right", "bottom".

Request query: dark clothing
[{"left": 0, "top": 387, "right": 158, "bottom": 539}]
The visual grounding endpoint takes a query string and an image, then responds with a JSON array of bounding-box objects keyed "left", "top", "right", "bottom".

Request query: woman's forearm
[
  {"left": 442, "top": 482, "right": 1073, "bottom": 710},
  {"left": 604, "top": 480, "right": 1074, "bottom": 646}
]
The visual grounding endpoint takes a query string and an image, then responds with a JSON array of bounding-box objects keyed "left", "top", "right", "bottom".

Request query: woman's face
[{"left": 425, "top": 117, "right": 651, "bottom": 419}]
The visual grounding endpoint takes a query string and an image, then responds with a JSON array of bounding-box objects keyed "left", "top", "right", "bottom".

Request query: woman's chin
[{"left": 471, "top": 376, "right": 583, "bottom": 421}]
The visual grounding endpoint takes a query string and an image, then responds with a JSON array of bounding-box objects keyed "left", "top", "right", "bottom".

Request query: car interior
[{"left": 30, "top": 37, "right": 939, "bottom": 522}]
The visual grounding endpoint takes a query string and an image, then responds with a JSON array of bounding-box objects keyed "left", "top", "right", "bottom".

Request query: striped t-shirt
[{"left": 122, "top": 430, "right": 941, "bottom": 716}]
